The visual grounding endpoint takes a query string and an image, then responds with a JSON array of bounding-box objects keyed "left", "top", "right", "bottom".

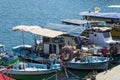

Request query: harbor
[{"left": 0, "top": 0, "right": 120, "bottom": 80}]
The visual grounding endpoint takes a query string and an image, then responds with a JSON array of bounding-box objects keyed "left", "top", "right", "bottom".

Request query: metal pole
[
  {"left": 55, "top": 71, "right": 57, "bottom": 80},
  {"left": 22, "top": 31, "right": 25, "bottom": 45}
]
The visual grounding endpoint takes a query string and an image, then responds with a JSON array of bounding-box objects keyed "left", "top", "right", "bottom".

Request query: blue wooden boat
[
  {"left": 65, "top": 56, "right": 109, "bottom": 70},
  {"left": 59, "top": 46, "right": 110, "bottom": 70}
]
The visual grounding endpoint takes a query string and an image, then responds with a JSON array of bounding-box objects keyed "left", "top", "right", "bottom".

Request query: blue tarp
[
  {"left": 44, "top": 23, "right": 87, "bottom": 37},
  {"left": 79, "top": 12, "right": 120, "bottom": 20}
]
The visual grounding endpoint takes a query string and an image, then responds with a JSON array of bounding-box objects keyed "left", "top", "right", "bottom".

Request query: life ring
[
  {"left": 109, "top": 46, "right": 118, "bottom": 55},
  {"left": 49, "top": 54, "right": 57, "bottom": 61},
  {"left": 59, "top": 47, "right": 73, "bottom": 62}
]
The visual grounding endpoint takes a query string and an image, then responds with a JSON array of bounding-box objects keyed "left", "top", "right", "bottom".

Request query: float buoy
[{"left": 49, "top": 54, "right": 57, "bottom": 61}]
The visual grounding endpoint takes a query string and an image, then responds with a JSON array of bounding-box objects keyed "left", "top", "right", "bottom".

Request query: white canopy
[{"left": 12, "top": 25, "right": 66, "bottom": 38}]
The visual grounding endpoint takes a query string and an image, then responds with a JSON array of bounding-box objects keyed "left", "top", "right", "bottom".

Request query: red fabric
[
  {"left": 0, "top": 73, "right": 15, "bottom": 80},
  {"left": 6, "top": 66, "right": 13, "bottom": 69}
]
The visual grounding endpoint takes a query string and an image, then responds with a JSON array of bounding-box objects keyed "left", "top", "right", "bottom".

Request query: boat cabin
[
  {"left": 88, "top": 27, "right": 115, "bottom": 46},
  {"left": 42, "top": 35, "right": 81, "bottom": 54},
  {"left": 42, "top": 23, "right": 87, "bottom": 54},
  {"left": 42, "top": 36, "right": 64, "bottom": 54}
]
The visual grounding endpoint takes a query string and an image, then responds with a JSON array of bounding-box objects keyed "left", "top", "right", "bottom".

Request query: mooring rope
[
  {"left": 64, "top": 67, "right": 69, "bottom": 79},
  {"left": 45, "top": 73, "right": 57, "bottom": 80},
  {"left": 66, "top": 68, "right": 79, "bottom": 78},
  {"left": 63, "top": 67, "right": 80, "bottom": 79}
]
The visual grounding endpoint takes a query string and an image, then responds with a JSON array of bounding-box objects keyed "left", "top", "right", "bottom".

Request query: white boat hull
[{"left": 2, "top": 69, "right": 58, "bottom": 75}]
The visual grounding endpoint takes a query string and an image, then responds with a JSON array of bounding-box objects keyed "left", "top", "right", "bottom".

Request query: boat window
[
  {"left": 53, "top": 38, "right": 65, "bottom": 44},
  {"left": 43, "top": 37, "right": 64, "bottom": 44},
  {"left": 90, "top": 21, "right": 106, "bottom": 27},
  {"left": 43, "top": 37, "right": 50, "bottom": 43},
  {"left": 49, "top": 44, "right": 56, "bottom": 53},
  {"left": 74, "top": 37, "right": 80, "bottom": 44},
  {"left": 103, "top": 32, "right": 110, "bottom": 38},
  {"left": 59, "top": 44, "right": 65, "bottom": 50}
]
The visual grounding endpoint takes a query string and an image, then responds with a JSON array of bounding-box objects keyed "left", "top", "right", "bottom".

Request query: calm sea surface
[{"left": 0, "top": 0, "right": 120, "bottom": 80}]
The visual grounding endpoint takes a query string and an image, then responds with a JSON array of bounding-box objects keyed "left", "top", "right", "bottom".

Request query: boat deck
[{"left": 96, "top": 64, "right": 120, "bottom": 80}]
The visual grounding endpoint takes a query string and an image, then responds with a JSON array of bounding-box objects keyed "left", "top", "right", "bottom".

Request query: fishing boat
[
  {"left": 0, "top": 44, "right": 19, "bottom": 66},
  {"left": 12, "top": 24, "right": 86, "bottom": 64},
  {"left": 1, "top": 62, "right": 61, "bottom": 80},
  {"left": 79, "top": 9, "right": 120, "bottom": 38},
  {"left": 75, "top": 26, "right": 120, "bottom": 63},
  {"left": 86, "top": 27, "right": 120, "bottom": 63},
  {"left": 12, "top": 25, "right": 66, "bottom": 63},
  {"left": 59, "top": 46, "right": 109, "bottom": 70}
]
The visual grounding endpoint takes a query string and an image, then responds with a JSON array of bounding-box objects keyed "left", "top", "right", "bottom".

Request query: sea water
[{"left": 0, "top": 0, "right": 120, "bottom": 80}]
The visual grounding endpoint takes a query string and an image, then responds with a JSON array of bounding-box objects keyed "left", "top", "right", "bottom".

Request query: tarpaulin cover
[
  {"left": 79, "top": 12, "right": 120, "bottom": 20},
  {"left": 44, "top": 23, "right": 87, "bottom": 37}
]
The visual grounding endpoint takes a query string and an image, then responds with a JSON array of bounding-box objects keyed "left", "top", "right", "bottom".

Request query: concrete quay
[{"left": 96, "top": 64, "right": 120, "bottom": 80}]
